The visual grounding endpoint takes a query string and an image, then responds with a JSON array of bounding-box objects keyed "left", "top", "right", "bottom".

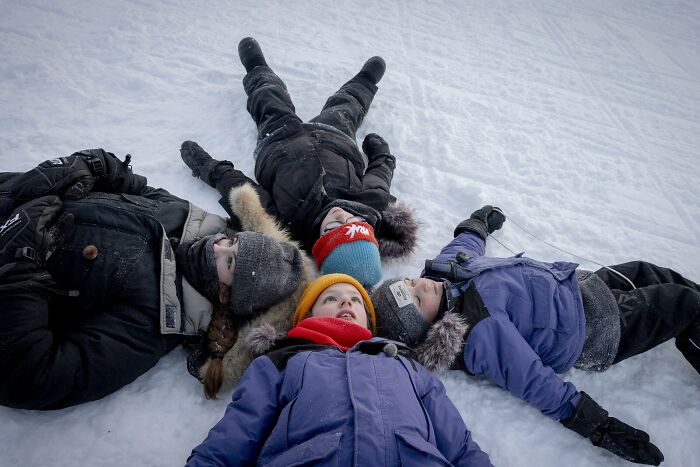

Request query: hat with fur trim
[
  {"left": 293, "top": 273, "right": 376, "bottom": 331},
  {"left": 312, "top": 221, "right": 381, "bottom": 288}
]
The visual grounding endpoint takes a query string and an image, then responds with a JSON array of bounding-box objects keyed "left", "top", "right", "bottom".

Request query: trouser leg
[
  {"left": 595, "top": 261, "right": 700, "bottom": 373},
  {"left": 242, "top": 65, "right": 302, "bottom": 138},
  {"left": 309, "top": 75, "right": 378, "bottom": 139}
]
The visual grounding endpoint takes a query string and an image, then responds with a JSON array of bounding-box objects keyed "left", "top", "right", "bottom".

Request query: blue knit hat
[{"left": 312, "top": 222, "right": 382, "bottom": 288}]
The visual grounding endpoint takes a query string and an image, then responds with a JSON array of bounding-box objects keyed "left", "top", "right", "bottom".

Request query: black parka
[
  {"left": 235, "top": 120, "right": 397, "bottom": 252},
  {"left": 0, "top": 171, "right": 190, "bottom": 409}
]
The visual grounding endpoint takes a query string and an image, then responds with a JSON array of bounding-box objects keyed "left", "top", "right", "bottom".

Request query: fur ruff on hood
[
  {"left": 413, "top": 312, "right": 470, "bottom": 374},
  {"left": 199, "top": 183, "right": 317, "bottom": 390},
  {"left": 378, "top": 201, "right": 419, "bottom": 259}
]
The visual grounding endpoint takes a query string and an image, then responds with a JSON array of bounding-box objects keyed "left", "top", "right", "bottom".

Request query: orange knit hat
[{"left": 292, "top": 273, "right": 376, "bottom": 331}]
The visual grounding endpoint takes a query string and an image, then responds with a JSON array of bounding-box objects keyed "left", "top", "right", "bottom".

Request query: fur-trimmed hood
[
  {"left": 378, "top": 201, "right": 419, "bottom": 259},
  {"left": 199, "top": 183, "right": 317, "bottom": 390},
  {"left": 243, "top": 311, "right": 471, "bottom": 376},
  {"left": 413, "top": 312, "right": 469, "bottom": 374}
]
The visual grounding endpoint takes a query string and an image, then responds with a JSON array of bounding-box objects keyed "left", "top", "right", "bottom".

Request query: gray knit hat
[
  {"left": 371, "top": 278, "right": 431, "bottom": 347},
  {"left": 175, "top": 233, "right": 227, "bottom": 304},
  {"left": 229, "top": 231, "right": 304, "bottom": 318}
]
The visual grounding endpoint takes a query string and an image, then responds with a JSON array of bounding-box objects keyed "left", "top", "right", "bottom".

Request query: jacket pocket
[
  {"left": 264, "top": 431, "right": 342, "bottom": 467},
  {"left": 395, "top": 431, "right": 454, "bottom": 466},
  {"left": 529, "top": 273, "right": 574, "bottom": 330}
]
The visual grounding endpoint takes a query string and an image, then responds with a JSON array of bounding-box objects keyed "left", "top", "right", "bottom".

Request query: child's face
[
  {"left": 311, "top": 282, "right": 368, "bottom": 328},
  {"left": 403, "top": 278, "right": 443, "bottom": 323},
  {"left": 213, "top": 236, "right": 239, "bottom": 288},
  {"left": 319, "top": 207, "right": 366, "bottom": 236}
]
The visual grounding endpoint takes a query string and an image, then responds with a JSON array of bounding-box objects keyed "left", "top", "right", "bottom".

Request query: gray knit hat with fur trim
[
  {"left": 371, "top": 278, "right": 431, "bottom": 347},
  {"left": 229, "top": 231, "right": 304, "bottom": 318}
]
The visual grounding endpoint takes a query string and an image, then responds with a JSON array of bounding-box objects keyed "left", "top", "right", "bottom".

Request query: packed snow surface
[{"left": 1, "top": 0, "right": 699, "bottom": 466}]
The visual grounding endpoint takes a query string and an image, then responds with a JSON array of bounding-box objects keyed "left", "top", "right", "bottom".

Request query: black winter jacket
[
  {"left": 0, "top": 170, "right": 190, "bottom": 409},
  {"left": 225, "top": 120, "right": 400, "bottom": 252}
]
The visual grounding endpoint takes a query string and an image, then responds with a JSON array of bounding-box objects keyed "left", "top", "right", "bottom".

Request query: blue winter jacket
[
  {"left": 186, "top": 338, "right": 492, "bottom": 467},
  {"left": 424, "top": 232, "right": 586, "bottom": 421}
]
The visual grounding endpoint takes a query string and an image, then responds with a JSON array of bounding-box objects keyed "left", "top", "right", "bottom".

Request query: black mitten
[
  {"left": 454, "top": 205, "right": 506, "bottom": 240},
  {"left": 0, "top": 196, "right": 74, "bottom": 282},
  {"left": 12, "top": 149, "right": 146, "bottom": 202},
  {"left": 561, "top": 392, "right": 664, "bottom": 466},
  {"left": 361, "top": 133, "right": 391, "bottom": 160}
]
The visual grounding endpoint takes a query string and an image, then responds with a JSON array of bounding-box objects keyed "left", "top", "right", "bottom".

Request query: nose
[
  {"left": 339, "top": 295, "right": 351, "bottom": 307},
  {"left": 213, "top": 243, "right": 230, "bottom": 255}
]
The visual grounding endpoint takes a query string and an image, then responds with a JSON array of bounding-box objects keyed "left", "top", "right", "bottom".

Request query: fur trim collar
[
  {"left": 378, "top": 201, "right": 419, "bottom": 259},
  {"left": 199, "top": 183, "right": 318, "bottom": 390},
  {"left": 413, "top": 313, "right": 469, "bottom": 374}
]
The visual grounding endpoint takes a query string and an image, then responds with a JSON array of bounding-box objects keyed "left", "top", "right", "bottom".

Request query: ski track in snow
[{"left": 1, "top": 0, "right": 699, "bottom": 466}]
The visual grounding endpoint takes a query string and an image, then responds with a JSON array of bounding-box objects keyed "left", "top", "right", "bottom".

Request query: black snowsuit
[
  {"left": 0, "top": 171, "right": 190, "bottom": 410},
  {"left": 202, "top": 66, "right": 412, "bottom": 254}
]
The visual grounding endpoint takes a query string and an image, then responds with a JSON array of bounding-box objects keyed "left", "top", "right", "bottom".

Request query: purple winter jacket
[
  {"left": 424, "top": 232, "right": 586, "bottom": 421},
  {"left": 186, "top": 338, "right": 492, "bottom": 467}
]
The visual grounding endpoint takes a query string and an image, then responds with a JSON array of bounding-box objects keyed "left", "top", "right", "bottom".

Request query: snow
[{"left": 1, "top": 0, "right": 699, "bottom": 465}]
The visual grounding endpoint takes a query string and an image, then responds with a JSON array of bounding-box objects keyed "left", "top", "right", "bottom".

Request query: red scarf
[{"left": 287, "top": 317, "right": 372, "bottom": 351}]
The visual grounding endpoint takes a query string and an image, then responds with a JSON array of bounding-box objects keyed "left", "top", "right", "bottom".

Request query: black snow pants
[
  {"left": 595, "top": 261, "right": 700, "bottom": 373},
  {"left": 208, "top": 64, "right": 378, "bottom": 201}
]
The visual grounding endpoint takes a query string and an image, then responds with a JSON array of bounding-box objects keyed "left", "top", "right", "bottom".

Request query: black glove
[
  {"left": 0, "top": 195, "right": 74, "bottom": 282},
  {"left": 454, "top": 205, "right": 506, "bottom": 240},
  {"left": 362, "top": 133, "right": 391, "bottom": 160},
  {"left": 12, "top": 149, "right": 146, "bottom": 202},
  {"left": 561, "top": 392, "right": 664, "bottom": 466}
]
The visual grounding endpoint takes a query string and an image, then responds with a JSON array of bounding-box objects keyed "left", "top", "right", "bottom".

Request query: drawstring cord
[{"left": 491, "top": 213, "right": 636, "bottom": 290}]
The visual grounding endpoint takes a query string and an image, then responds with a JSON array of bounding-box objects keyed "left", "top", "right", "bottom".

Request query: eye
[
  {"left": 323, "top": 221, "right": 342, "bottom": 234},
  {"left": 351, "top": 296, "right": 361, "bottom": 303},
  {"left": 324, "top": 296, "right": 337, "bottom": 303}
]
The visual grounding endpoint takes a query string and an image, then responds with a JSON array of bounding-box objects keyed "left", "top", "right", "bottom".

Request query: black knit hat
[
  {"left": 371, "top": 278, "right": 431, "bottom": 347},
  {"left": 175, "top": 233, "right": 227, "bottom": 304},
  {"left": 228, "top": 231, "right": 304, "bottom": 318}
]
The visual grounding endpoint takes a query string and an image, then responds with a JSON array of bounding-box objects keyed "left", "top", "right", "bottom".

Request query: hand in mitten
[
  {"left": 12, "top": 149, "right": 146, "bottom": 202},
  {"left": 12, "top": 153, "right": 101, "bottom": 202},
  {"left": 454, "top": 205, "right": 506, "bottom": 240},
  {"left": 361, "top": 133, "right": 391, "bottom": 160},
  {"left": 0, "top": 195, "right": 74, "bottom": 281},
  {"left": 561, "top": 392, "right": 664, "bottom": 466}
]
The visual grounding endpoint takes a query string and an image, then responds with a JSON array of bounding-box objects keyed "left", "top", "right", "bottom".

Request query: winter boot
[
  {"left": 356, "top": 56, "right": 386, "bottom": 85},
  {"left": 238, "top": 37, "right": 267, "bottom": 72},
  {"left": 180, "top": 141, "right": 228, "bottom": 187}
]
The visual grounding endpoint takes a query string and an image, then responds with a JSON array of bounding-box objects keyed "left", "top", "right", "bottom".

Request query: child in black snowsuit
[{"left": 180, "top": 38, "right": 417, "bottom": 288}]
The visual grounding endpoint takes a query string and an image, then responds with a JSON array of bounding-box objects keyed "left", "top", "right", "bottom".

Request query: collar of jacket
[
  {"left": 160, "top": 202, "right": 228, "bottom": 335},
  {"left": 412, "top": 312, "right": 470, "bottom": 374}
]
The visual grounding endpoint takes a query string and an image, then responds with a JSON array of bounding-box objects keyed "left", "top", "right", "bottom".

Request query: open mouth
[{"left": 336, "top": 309, "right": 356, "bottom": 320}]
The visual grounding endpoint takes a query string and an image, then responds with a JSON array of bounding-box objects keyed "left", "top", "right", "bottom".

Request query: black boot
[
  {"left": 238, "top": 37, "right": 267, "bottom": 72},
  {"left": 180, "top": 141, "right": 224, "bottom": 186},
  {"left": 356, "top": 56, "right": 386, "bottom": 85}
]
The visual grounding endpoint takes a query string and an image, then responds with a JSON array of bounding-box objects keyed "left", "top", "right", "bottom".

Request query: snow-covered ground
[{"left": 1, "top": 0, "right": 699, "bottom": 465}]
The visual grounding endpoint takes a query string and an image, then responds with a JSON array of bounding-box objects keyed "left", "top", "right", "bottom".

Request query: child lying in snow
[
  {"left": 180, "top": 37, "right": 418, "bottom": 289},
  {"left": 186, "top": 273, "right": 492, "bottom": 466},
  {"left": 370, "top": 205, "right": 700, "bottom": 466}
]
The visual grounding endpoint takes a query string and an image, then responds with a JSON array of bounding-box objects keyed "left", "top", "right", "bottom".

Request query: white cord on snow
[{"left": 490, "top": 213, "right": 637, "bottom": 290}]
